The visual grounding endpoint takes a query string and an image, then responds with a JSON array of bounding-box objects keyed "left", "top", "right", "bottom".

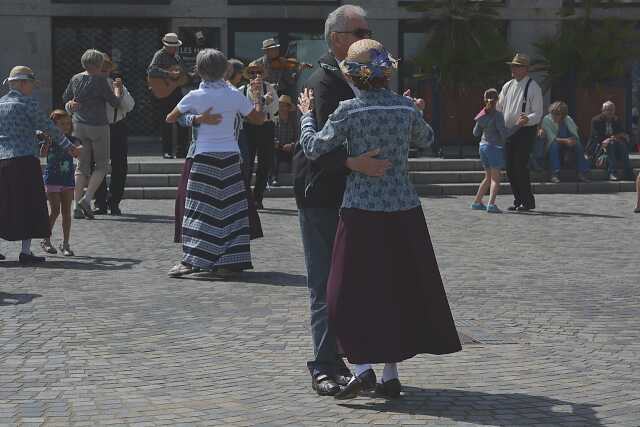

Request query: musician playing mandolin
[
  {"left": 252, "top": 38, "right": 311, "bottom": 97},
  {"left": 147, "top": 33, "right": 194, "bottom": 159}
]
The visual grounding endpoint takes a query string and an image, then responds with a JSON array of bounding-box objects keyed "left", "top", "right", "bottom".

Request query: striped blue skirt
[{"left": 181, "top": 152, "right": 252, "bottom": 271}]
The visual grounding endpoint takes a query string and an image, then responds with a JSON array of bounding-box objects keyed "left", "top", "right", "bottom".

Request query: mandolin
[
  {"left": 270, "top": 57, "right": 313, "bottom": 72},
  {"left": 147, "top": 65, "right": 190, "bottom": 99}
]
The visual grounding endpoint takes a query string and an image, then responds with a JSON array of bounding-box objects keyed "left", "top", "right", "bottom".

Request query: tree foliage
[
  {"left": 405, "top": 0, "right": 513, "bottom": 89},
  {"left": 534, "top": 0, "right": 640, "bottom": 91}
]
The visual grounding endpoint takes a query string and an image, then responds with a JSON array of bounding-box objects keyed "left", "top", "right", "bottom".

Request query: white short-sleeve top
[{"left": 177, "top": 80, "right": 253, "bottom": 154}]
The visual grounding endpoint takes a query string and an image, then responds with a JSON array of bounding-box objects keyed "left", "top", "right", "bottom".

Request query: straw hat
[
  {"left": 243, "top": 60, "right": 265, "bottom": 79},
  {"left": 261, "top": 38, "right": 280, "bottom": 50},
  {"left": 339, "top": 39, "right": 398, "bottom": 79},
  {"left": 278, "top": 94, "right": 295, "bottom": 108},
  {"left": 162, "top": 33, "right": 182, "bottom": 47},
  {"left": 506, "top": 53, "right": 530, "bottom": 67},
  {"left": 2, "top": 66, "right": 37, "bottom": 86}
]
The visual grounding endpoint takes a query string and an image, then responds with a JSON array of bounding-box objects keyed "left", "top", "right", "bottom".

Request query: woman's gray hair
[
  {"left": 196, "top": 49, "right": 227, "bottom": 81},
  {"left": 324, "top": 5, "right": 367, "bottom": 45},
  {"left": 549, "top": 101, "right": 569, "bottom": 117},
  {"left": 81, "top": 49, "right": 105, "bottom": 70}
]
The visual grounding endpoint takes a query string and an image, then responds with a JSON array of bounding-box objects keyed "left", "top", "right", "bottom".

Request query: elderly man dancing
[{"left": 0, "top": 66, "right": 80, "bottom": 263}]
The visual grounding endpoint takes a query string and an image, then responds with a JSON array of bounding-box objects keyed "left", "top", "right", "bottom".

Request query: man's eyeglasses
[{"left": 333, "top": 28, "right": 373, "bottom": 39}]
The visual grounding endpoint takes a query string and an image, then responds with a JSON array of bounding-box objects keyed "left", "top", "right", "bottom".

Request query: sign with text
[{"left": 178, "top": 27, "right": 222, "bottom": 75}]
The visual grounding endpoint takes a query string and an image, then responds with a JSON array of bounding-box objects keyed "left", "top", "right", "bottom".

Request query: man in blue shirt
[{"left": 0, "top": 66, "right": 80, "bottom": 263}]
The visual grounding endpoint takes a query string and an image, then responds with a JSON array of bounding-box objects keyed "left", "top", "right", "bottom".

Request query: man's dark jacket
[
  {"left": 589, "top": 113, "right": 625, "bottom": 147},
  {"left": 292, "top": 52, "right": 354, "bottom": 209}
]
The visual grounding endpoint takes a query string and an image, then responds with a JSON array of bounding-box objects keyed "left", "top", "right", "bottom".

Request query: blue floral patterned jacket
[
  {"left": 0, "top": 90, "right": 73, "bottom": 161},
  {"left": 300, "top": 88, "right": 433, "bottom": 212}
]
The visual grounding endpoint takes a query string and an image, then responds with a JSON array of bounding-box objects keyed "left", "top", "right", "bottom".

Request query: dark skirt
[
  {"left": 174, "top": 157, "right": 263, "bottom": 243},
  {"left": 181, "top": 152, "right": 252, "bottom": 271},
  {"left": 0, "top": 156, "right": 51, "bottom": 241},
  {"left": 327, "top": 207, "right": 462, "bottom": 364}
]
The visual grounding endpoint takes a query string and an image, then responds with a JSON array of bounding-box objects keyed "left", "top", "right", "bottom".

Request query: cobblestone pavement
[{"left": 1, "top": 194, "right": 639, "bottom": 427}]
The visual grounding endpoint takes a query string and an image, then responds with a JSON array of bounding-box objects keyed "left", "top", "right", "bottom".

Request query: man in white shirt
[{"left": 497, "top": 53, "right": 543, "bottom": 211}]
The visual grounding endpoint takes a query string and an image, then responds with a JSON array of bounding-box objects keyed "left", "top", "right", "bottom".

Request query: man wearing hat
[
  {"left": 497, "top": 53, "right": 543, "bottom": 211},
  {"left": 0, "top": 66, "right": 81, "bottom": 263},
  {"left": 252, "top": 38, "right": 298, "bottom": 97},
  {"left": 148, "top": 32, "right": 192, "bottom": 159}
]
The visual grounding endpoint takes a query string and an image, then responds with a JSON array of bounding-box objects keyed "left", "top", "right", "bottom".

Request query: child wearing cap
[{"left": 471, "top": 88, "right": 514, "bottom": 213}]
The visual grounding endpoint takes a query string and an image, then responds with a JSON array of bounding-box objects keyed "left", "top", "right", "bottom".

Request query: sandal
[
  {"left": 59, "top": 243, "right": 75, "bottom": 257},
  {"left": 41, "top": 239, "right": 57, "bottom": 254},
  {"left": 168, "top": 263, "right": 197, "bottom": 278}
]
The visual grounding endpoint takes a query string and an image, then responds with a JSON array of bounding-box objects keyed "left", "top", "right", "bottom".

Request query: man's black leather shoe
[
  {"left": 334, "top": 369, "right": 376, "bottom": 400},
  {"left": 19, "top": 252, "right": 45, "bottom": 264},
  {"left": 516, "top": 204, "right": 535, "bottom": 212},
  {"left": 507, "top": 205, "right": 520, "bottom": 211},
  {"left": 92, "top": 206, "right": 108, "bottom": 215},
  {"left": 374, "top": 378, "right": 402, "bottom": 399},
  {"left": 311, "top": 374, "right": 340, "bottom": 396},
  {"left": 335, "top": 372, "right": 352, "bottom": 387}
]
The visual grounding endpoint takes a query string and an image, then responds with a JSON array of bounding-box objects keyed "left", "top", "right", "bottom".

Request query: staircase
[{"left": 118, "top": 155, "right": 640, "bottom": 200}]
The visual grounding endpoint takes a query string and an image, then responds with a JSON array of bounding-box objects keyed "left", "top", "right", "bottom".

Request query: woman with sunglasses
[{"left": 298, "top": 39, "right": 461, "bottom": 400}]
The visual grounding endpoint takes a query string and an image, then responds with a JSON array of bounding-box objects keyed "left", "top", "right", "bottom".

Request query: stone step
[
  {"left": 124, "top": 180, "right": 637, "bottom": 199},
  {"left": 118, "top": 168, "right": 639, "bottom": 188}
]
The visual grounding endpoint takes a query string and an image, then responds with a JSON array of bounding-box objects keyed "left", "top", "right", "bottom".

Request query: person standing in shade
[
  {"left": 293, "top": 4, "right": 403, "bottom": 397},
  {"left": 93, "top": 55, "right": 135, "bottom": 216},
  {"left": 148, "top": 33, "right": 192, "bottom": 159},
  {"left": 0, "top": 66, "right": 81, "bottom": 263},
  {"left": 497, "top": 53, "right": 543, "bottom": 211}
]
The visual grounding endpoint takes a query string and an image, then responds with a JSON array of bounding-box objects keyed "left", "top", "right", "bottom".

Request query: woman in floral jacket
[{"left": 298, "top": 39, "right": 461, "bottom": 400}]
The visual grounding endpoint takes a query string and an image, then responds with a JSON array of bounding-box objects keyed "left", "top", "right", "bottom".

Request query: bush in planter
[{"left": 405, "top": 0, "right": 512, "bottom": 147}]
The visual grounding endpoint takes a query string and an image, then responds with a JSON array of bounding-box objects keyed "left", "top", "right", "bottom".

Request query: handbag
[{"left": 594, "top": 145, "right": 608, "bottom": 169}]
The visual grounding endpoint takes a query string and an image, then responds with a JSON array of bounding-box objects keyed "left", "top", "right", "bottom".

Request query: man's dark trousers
[
  {"left": 505, "top": 126, "right": 537, "bottom": 208},
  {"left": 245, "top": 121, "right": 275, "bottom": 204},
  {"left": 154, "top": 89, "right": 188, "bottom": 157},
  {"left": 95, "top": 119, "right": 128, "bottom": 210}
]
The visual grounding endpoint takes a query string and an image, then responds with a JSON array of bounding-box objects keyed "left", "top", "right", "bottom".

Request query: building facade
[{"left": 1, "top": 0, "right": 640, "bottom": 138}]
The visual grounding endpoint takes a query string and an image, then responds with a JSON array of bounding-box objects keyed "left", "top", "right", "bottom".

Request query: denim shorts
[{"left": 479, "top": 143, "right": 505, "bottom": 170}]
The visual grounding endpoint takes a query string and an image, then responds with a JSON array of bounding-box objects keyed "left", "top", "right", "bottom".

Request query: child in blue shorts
[{"left": 471, "top": 88, "right": 514, "bottom": 213}]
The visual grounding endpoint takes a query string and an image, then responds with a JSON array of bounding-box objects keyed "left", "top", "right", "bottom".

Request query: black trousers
[
  {"left": 505, "top": 126, "right": 537, "bottom": 208},
  {"left": 154, "top": 90, "right": 188, "bottom": 157},
  {"left": 245, "top": 121, "right": 275, "bottom": 203},
  {"left": 95, "top": 120, "right": 128, "bottom": 208}
]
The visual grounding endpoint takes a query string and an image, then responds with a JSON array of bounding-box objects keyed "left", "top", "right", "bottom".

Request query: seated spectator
[
  {"left": 271, "top": 95, "right": 297, "bottom": 187},
  {"left": 538, "top": 101, "right": 590, "bottom": 183},
  {"left": 588, "top": 101, "right": 633, "bottom": 181}
]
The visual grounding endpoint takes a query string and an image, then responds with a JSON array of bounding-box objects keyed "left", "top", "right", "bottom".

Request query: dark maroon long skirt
[
  {"left": 327, "top": 207, "right": 462, "bottom": 364},
  {"left": 174, "top": 158, "right": 263, "bottom": 243},
  {"left": 0, "top": 156, "right": 50, "bottom": 241}
]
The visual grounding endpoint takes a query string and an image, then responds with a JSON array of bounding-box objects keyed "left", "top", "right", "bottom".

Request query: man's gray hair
[
  {"left": 196, "top": 49, "right": 227, "bottom": 81},
  {"left": 324, "top": 5, "right": 367, "bottom": 45},
  {"left": 81, "top": 49, "right": 105, "bottom": 70},
  {"left": 602, "top": 100, "right": 616, "bottom": 111}
]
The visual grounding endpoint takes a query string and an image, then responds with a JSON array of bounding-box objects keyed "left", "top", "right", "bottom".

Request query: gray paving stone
[{"left": 1, "top": 195, "right": 639, "bottom": 425}]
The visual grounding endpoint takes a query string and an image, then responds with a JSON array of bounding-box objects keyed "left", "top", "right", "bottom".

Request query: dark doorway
[{"left": 52, "top": 18, "right": 169, "bottom": 137}]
